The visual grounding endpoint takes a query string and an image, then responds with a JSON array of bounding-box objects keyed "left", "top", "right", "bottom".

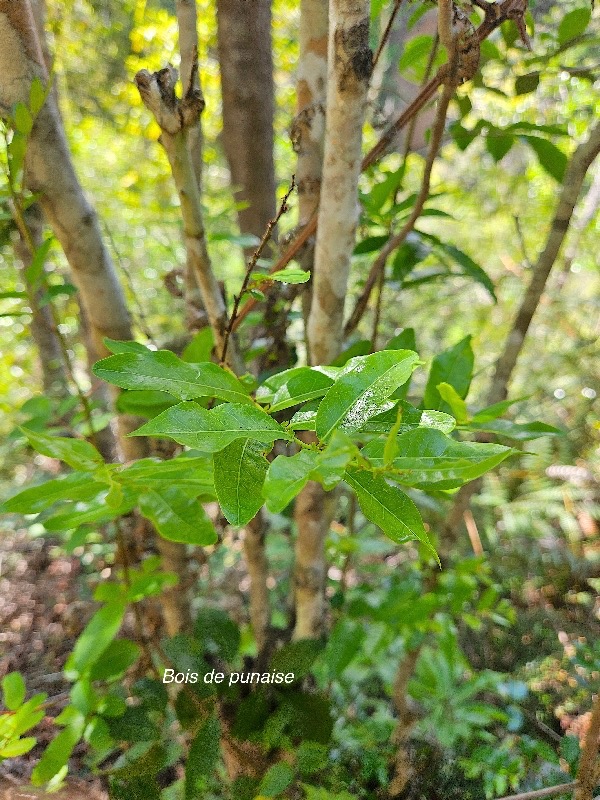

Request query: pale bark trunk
[
  {"left": 0, "top": 1, "right": 192, "bottom": 635},
  {"left": 307, "top": 0, "right": 372, "bottom": 365},
  {"left": 243, "top": 513, "right": 270, "bottom": 652},
  {"left": 574, "top": 692, "right": 600, "bottom": 800},
  {"left": 293, "top": 0, "right": 371, "bottom": 641}
]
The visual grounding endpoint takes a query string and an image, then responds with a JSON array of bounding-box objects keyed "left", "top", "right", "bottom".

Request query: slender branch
[
  {"left": 220, "top": 175, "right": 295, "bottom": 365},
  {"left": 575, "top": 692, "right": 600, "bottom": 800},
  {"left": 345, "top": 82, "right": 454, "bottom": 336},
  {"left": 373, "top": 0, "right": 404, "bottom": 69},
  {"left": 493, "top": 783, "right": 577, "bottom": 800}
]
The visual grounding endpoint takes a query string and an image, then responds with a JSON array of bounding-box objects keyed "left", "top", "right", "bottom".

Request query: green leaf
[
  {"left": 354, "top": 234, "right": 390, "bottom": 254},
  {"left": 116, "top": 389, "right": 176, "bottom": 419},
  {"left": 288, "top": 400, "right": 319, "bottom": 431},
  {"left": 181, "top": 327, "right": 214, "bottom": 362},
  {"left": 133, "top": 402, "right": 290, "bottom": 452},
  {"left": 270, "top": 268, "right": 310, "bottom": 284},
  {"left": 21, "top": 429, "right": 103, "bottom": 472},
  {"left": 270, "top": 640, "right": 323, "bottom": 680},
  {"left": 386, "top": 328, "right": 416, "bottom": 352},
  {"left": 423, "top": 336, "right": 474, "bottom": 411},
  {"left": 312, "top": 431, "right": 360, "bottom": 490},
  {"left": 185, "top": 717, "right": 220, "bottom": 799},
  {"left": 486, "top": 131, "right": 515, "bottom": 161},
  {"left": 93, "top": 350, "right": 252, "bottom": 404},
  {"left": 66, "top": 602, "right": 126, "bottom": 677},
  {"left": 466, "top": 419, "right": 563, "bottom": 440},
  {"left": 521, "top": 136, "right": 567, "bottom": 183},
  {"left": 514, "top": 72, "right": 540, "bottom": 96},
  {"left": 257, "top": 367, "right": 337, "bottom": 412},
  {"left": 1, "top": 472, "right": 102, "bottom": 514},
  {"left": 264, "top": 450, "right": 318, "bottom": 513},
  {"left": 43, "top": 492, "right": 136, "bottom": 531},
  {"left": 31, "top": 718, "right": 85, "bottom": 785},
  {"left": 399, "top": 35, "right": 437, "bottom": 80},
  {"left": 2, "top": 672, "right": 26, "bottom": 710},
  {"left": 344, "top": 468, "right": 435, "bottom": 556},
  {"left": 90, "top": 640, "right": 141, "bottom": 682},
  {"left": 436, "top": 382, "right": 469, "bottom": 424},
  {"left": 558, "top": 7, "right": 591, "bottom": 45},
  {"left": 29, "top": 77, "right": 47, "bottom": 115},
  {"left": 24, "top": 237, "right": 53, "bottom": 287},
  {"left": 195, "top": 608, "right": 240, "bottom": 661},
  {"left": 316, "top": 350, "right": 419, "bottom": 441},
  {"left": 436, "top": 243, "right": 496, "bottom": 300},
  {"left": 138, "top": 486, "right": 217, "bottom": 545},
  {"left": 324, "top": 620, "right": 365, "bottom": 678},
  {"left": 0, "top": 737, "right": 37, "bottom": 758},
  {"left": 359, "top": 400, "right": 455, "bottom": 435},
  {"left": 330, "top": 340, "right": 371, "bottom": 367},
  {"left": 258, "top": 763, "right": 294, "bottom": 796},
  {"left": 13, "top": 102, "right": 33, "bottom": 135},
  {"left": 119, "top": 454, "right": 215, "bottom": 497},
  {"left": 470, "top": 396, "right": 529, "bottom": 424},
  {"left": 363, "top": 428, "right": 516, "bottom": 489},
  {"left": 103, "top": 338, "right": 150, "bottom": 355},
  {"left": 214, "top": 439, "right": 269, "bottom": 525}
]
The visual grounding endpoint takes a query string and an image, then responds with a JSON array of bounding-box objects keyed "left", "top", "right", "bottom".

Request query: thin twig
[
  {"left": 220, "top": 175, "right": 296, "bottom": 364},
  {"left": 373, "top": 0, "right": 404, "bottom": 69},
  {"left": 513, "top": 214, "right": 533, "bottom": 268},
  {"left": 493, "top": 782, "right": 577, "bottom": 800}
]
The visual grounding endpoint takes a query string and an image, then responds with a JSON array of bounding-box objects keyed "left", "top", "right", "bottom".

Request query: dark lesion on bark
[{"left": 335, "top": 17, "right": 373, "bottom": 91}]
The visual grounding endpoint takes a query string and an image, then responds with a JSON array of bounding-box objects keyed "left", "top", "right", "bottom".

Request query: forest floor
[{"left": 0, "top": 528, "right": 106, "bottom": 799}]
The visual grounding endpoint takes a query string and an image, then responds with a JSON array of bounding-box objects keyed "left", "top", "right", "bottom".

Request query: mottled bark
[
  {"left": 389, "top": 646, "right": 423, "bottom": 797},
  {"left": 243, "top": 513, "right": 270, "bottom": 651},
  {"left": 307, "top": 0, "right": 372, "bottom": 365}
]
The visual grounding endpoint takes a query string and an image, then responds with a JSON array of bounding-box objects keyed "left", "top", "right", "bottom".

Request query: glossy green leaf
[
  {"left": 312, "top": 431, "right": 360, "bottom": 490},
  {"left": 264, "top": 450, "right": 318, "bottom": 513},
  {"left": 21, "top": 428, "right": 103, "bottom": 471},
  {"left": 423, "top": 336, "right": 474, "bottom": 411},
  {"left": 2, "top": 672, "right": 26, "bottom": 711},
  {"left": 66, "top": 601, "right": 126, "bottom": 677},
  {"left": 470, "top": 396, "right": 529, "bottom": 424},
  {"left": 214, "top": 439, "right": 269, "bottom": 525},
  {"left": 119, "top": 454, "right": 215, "bottom": 497},
  {"left": 288, "top": 400, "right": 319, "bottom": 431},
  {"left": 345, "top": 468, "right": 435, "bottom": 555},
  {"left": 102, "top": 338, "right": 150, "bottom": 355},
  {"left": 257, "top": 367, "right": 337, "bottom": 412},
  {"left": 1, "top": 472, "right": 102, "bottom": 514},
  {"left": 386, "top": 328, "right": 416, "bottom": 352},
  {"left": 185, "top": 717, "right": 220, "bottom": 799},
  {"left": 133, "top": 402, "right": 290, "bottom": 452},
  {"left": 93, "top": 350, "right": 251, "bottom": 404},
  {"left": 90, "top": 640, "right": 141, "bottom": 682},
  {"left": 363, "top": 428, "right": 516, "bottom": 489},
  {"left": 43, "top": 491, "right": 136, "bottom": 531},
  {"left": 0, "top": 737, "right": 37, "bottom": 758},
  {"left": 139, "top": 486, "right": 217, "bottom": 545},
  {"left": 359, "top": 400, "right": 455, "bottom": 435},
  {"left": 316, "top": 350, "right": 419, "bottom": 440},
  {"left": 116, "top": 389, "right": 176, "bottom": 419}
]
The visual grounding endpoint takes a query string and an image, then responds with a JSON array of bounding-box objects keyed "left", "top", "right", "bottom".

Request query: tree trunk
[
  {"left": 293, "top": 0, "right": 372, "bottom": 641},
  {"left": 307, "top": 0, "right": 372, "bottom": 365},
  {"left": 216, "top": 0, "right": 276, "bottom": 244},
  {"left": 0, "top": 0, "right": 193, "bottom": 635}
]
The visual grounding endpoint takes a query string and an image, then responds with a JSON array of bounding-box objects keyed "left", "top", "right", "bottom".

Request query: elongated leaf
[
  {"left": 264, "top": 450, "right": 318, "bottom": 513},
  {"left": 521, "top": 136, "right": 567, "bottom": 183},
  {"left": 133, "top": 402, "right": 290, "bottom": 452},
  {"left": 437, "top": 382, "right": 469, "bottom": 424},
  {"left": 470, "top": 396, "right": 529, "bottom": 424},
  {"left": 257, "top": 367, "right": 336, "bottom": 412},
  {"left": 466, "top": 419, "right": 563, "bottom": 440},
  {"left": 181, "top": 327, "right": 214, "bottom": 362},
  {"left": 288, "top": 400, "right": 320, "bottom": 431},
  {"left": 93, "top": 350, "right": 251, "bottom": 404},
  {"left": 2, "top": 672, "right": 26, "bottom": 710},
  {"left": 345, "top": 468, "right": 435, "bottom": 555},
  {"left": 138, "top": 486, "right": 217, "bottom": 545},
  {"left": 119, "top": 454, "right": 215, "bottom": 497},
  {"left": 65, "top": 601, "right": 126, "bottom": 676},
  {"left": 1, "top": 472, "right": 101, "bottom": 514},
  {"left": 31, "top": 720, "right": 84, "bottom": 785},
  {"left": 21, "top": 428, "right": 103, "bottom": 471},
  {"left": 363, "top": 428, "right": 516, "bottom": 489},
  {"left": 558, "top": 7, "right": 591, "bottom": 44},
  {"left": 103, "top": 338, "right": 149, "bottom": 355},
  {"left": 423, "top": 336, "right": 473, "bottom": 411},
  {"left": 312, "top": 431, "right": 360, "bottom": 490},
  {"left": 259, "top": 763, "right": 294, "bottom": 797},
  {"left": 43, "top": 491, "right": 136, "bottom": 531},
  {"left": 214, "top": 439, "right": 269, "bottom": 525},
  {"left": 270, "top": 267, "right": 310, "bottom": 284},
  {"left": 359, "top": 400, "right": 455, "bottom": 435},
  {"left": 316, "top": 350, "right": 419, "bottom": 441},
  {"left": 116, "top": 389, "right": 177, "bottom": 419},
  {"left": 386, "top": 328, "right": 416, "bottom": 352}
]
